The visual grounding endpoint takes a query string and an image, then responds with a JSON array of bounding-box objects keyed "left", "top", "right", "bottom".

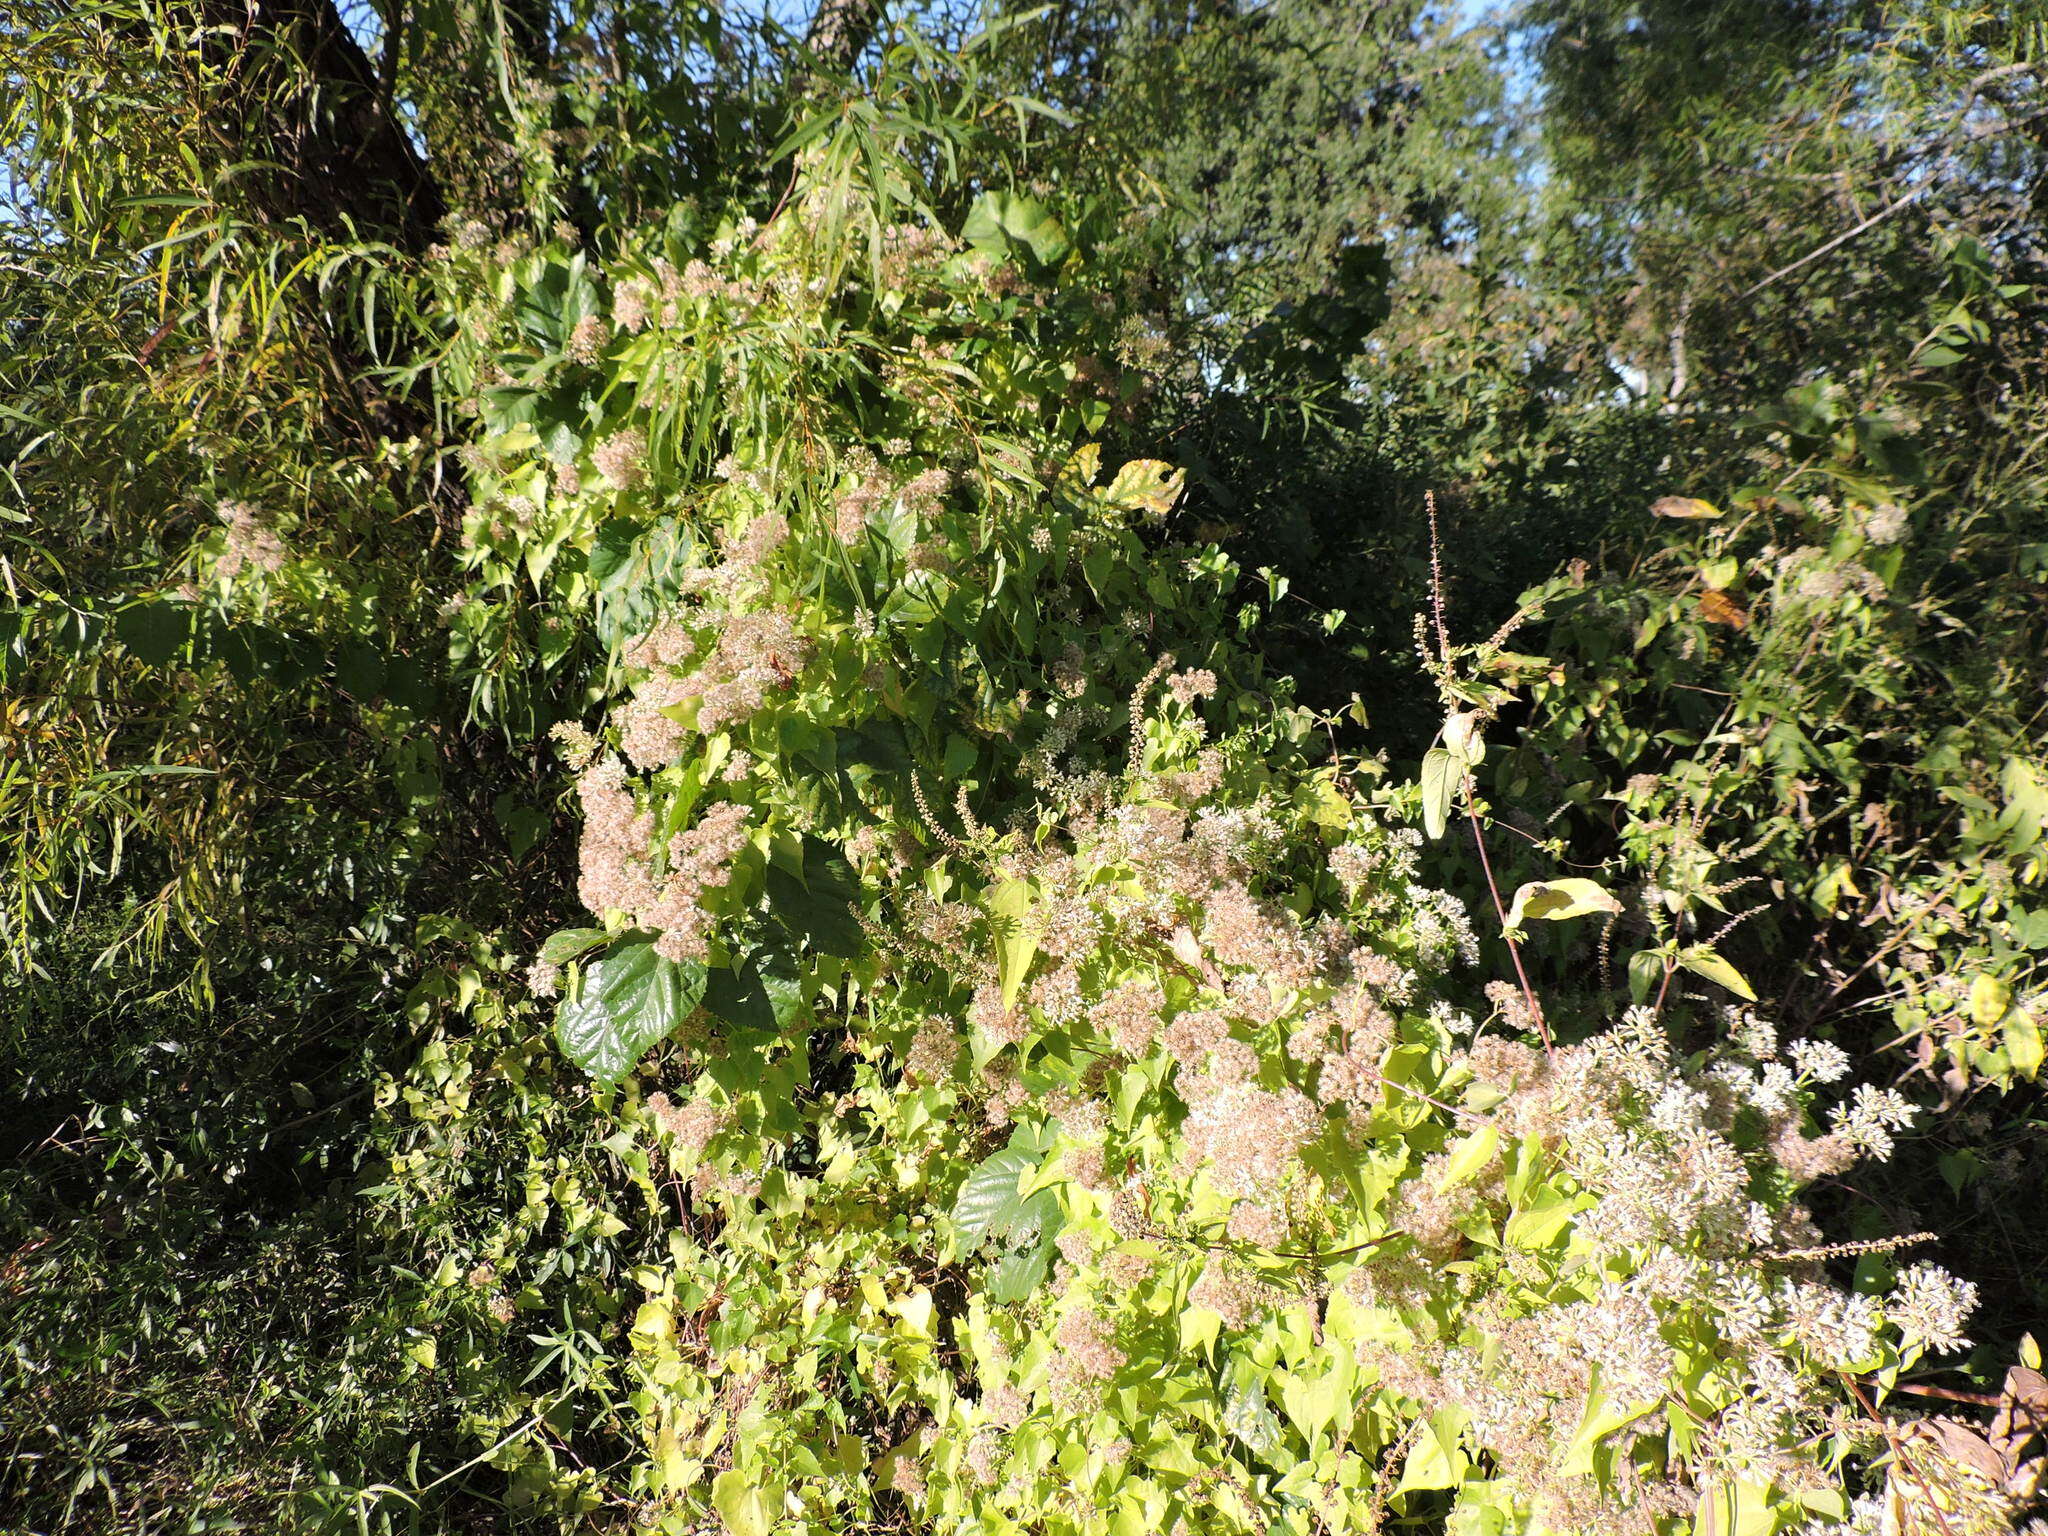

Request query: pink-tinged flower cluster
[
  {"left": 573, "top": 758, "right": 750, "bottom": 962},
  {"left": 214, "top": 500, "right": 287, "bottom": 579},
  {"left": 1178, "top": 1080, "right": 1320, "bottom": 1202},
  {"left": 593, "top": 428, "right": 647, "bottom": 491},
  {"left": 669, "top": 608, "right": 809, "bottom": 735},
  {"left": 566, "top": 314, "right": 611, "bottom": 364},
  {"left": 1165, "top": 667, "right": 1217, "bottom": 706}
]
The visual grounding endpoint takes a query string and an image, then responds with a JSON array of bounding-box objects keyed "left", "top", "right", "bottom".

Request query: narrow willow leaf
[{"left": 1628, "top": 948, "right": 1667, "bottom": 1004}]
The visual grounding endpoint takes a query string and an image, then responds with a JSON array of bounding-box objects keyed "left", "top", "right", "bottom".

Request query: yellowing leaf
[
  {"left": 1103, "top": 458, "right": 1183, "bottom": 519},
  {"left": 1971, "top": 973, "right": 2013, "bottom": 1029},
  {"left": 1696, "top": 588, "right": 1750, "bottom": 629},
  {"left": 1504, "top": 878, "right": 1622, "bottom": 933},
  {"left": 1812, "top": 860, "right": 1862, "bottom": 918},
  {"left": 1678, "top": 945, "right": 1758, "bottom": 1002},
  {"left": 2004, "top": 1010, "right": 2043, "bottom": 1080},
  {"left": 1060, "top": 442, "right": 1102, "bottom": 490},
  {"left": 1653, "top": 494, "right": 1724, "bottom": 520}
]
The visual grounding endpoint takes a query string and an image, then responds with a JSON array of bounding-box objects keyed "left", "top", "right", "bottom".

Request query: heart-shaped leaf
[
  {"left": 703, "top": 949, "right": 807, "bottom": 1035},
  {"left": 951, "top": 1146, "right": 1039, "bottom": 1252},
  {"left": 556, "top": 939, "right": 706, "bottom": 1086},
  {"left": 1504, "top": 878, "right": 1623, "bottom": 934},
  {"left": 1420, "top": 747, "right": 1461, "bottom": 841}
]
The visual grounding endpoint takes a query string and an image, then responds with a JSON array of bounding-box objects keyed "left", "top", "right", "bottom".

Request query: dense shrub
[{"left": 5, "top": 4, "right": 2047, "bottom": 1534}]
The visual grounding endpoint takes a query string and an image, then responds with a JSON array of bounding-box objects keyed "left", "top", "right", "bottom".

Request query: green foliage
[
  {"left": 5, "top": 2, "right": 2047, "bottom": 1533},
  {"left": 1484, "top": 249, "right": 2048, "bottom": 1093}
]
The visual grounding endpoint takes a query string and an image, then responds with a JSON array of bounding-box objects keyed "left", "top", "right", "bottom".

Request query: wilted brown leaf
[
  {"left": 1992, "top": 1365, "right": 2048, "bottom": 1502},
  {"left": 1697, "top": 589, "right": 1750, "bottom": 629}
]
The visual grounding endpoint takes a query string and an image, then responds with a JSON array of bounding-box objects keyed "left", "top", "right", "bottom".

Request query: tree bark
[
  {"left": 804, "top": 0, "right": 882, "bottom": 73},
  {"left": 204, "top": 0, "right": 445, "bottom": 252}
]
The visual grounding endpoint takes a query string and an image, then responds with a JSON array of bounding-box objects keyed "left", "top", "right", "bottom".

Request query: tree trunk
[
  {"left": 203, "top": 0, "right": 445, "bottom": 252},
  {"left": 804, "top": 0, "right": 881, "bottom": 73}
]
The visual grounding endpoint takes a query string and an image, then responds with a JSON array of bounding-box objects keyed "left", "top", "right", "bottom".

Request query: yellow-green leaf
[
  {"left": 988, "top": 877, "right": 1040, "bottom": 1009},
  {"left": 2004, "top": 1010, "right": 2043, "bottom": 1080},
  {"left": 1970, "top": 973, "right": 2013, "bottom": 1029},
  {"left": 712, "top": 1469, "right": 774, "bottom": 1536},
  {"left": 1653, "top": 495, "right": 1723, "bottom": 520},
  {"left": 1692, "top": 1479, "right": 1776, "bottom": 1536},
  {"left": 1420, "top": 748, "right": 1460, "bottom": 842},
  {"left": 1504, "top": 878, "right": 1622, "bottom": 933},
  {"left": 1440, "top": 1126, "right": 1500, "bottom": 1189},
  {"left": 1678, "top": 945, "right": 1757, "bottom": 1002},
  {"left": 1396, "top": 1407, "right": 1471, "bottom": 1493},
  {"left": 1698, "top": 554, "right": 1741, "bottom": 590}
]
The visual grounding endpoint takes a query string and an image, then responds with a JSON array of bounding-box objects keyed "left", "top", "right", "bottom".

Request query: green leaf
[
  {"left": 1221, "top": 1377, "right": 1285, "bottom": 1462},
  {"left": 114, "top": 601, "right": 194, "bottom": 665},
  {"left": 710, "top": 1468, "right": 773, "bottom": 1536},
  {"left": 986, "top": 1243, "right": 1053, "bottom": 1303},
  {"left": 1677, "top": 945, "right": 1757, "bottom": 1001},
  {"left": 952, "top": 1138, "right": 1061, "bottom": 1296},
  {"left": 951, "top": 1147, "right": 1039, "bottom": 1252},
  {"left": 539, "top": 927, "right": 609, "bottom": 967},
  {"left": 555, "top": 940, "right": 707, "bottom": 1087},
  {"left": 987, "top": 877, "right": 1039, "bottom": 1009},
  {"left": 1420, "top": 748, "right": 1460, "bottom": 841},
  {"left": 704, "top": 950, "right": 807, "bottom": 1035},
  {"left": 334, "top": 639, "right": 387, "bottom": 701},
  {"left": 1503, "top": 878, "right": 1622, "bottom": 934},
  {"left": 763, "top": 835, "right": 864, "bottom": 958},
  {"left": 1628, "top": 948, "right": 1666, "bottom": 1005},
  {"left": 961, "top": 190, "right": 1070, "bottom": 269}
]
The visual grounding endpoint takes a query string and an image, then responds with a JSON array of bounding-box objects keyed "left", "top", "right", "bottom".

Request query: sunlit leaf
[{"left": 556, "top": 940, "right": 707, "bottom": 1087}]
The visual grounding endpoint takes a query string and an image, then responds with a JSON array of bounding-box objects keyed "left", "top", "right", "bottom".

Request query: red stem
[{"left": 1464, "top": 772, "right": 1553, "bottom": 1058}]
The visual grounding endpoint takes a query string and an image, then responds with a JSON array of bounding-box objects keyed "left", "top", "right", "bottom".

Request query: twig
[
  {"left": 1465, "top": 770, "right": 1553, "bottom": 1057},
  {"left": 1740, "top": 183, "right": 1929, "bottom": 300}
]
